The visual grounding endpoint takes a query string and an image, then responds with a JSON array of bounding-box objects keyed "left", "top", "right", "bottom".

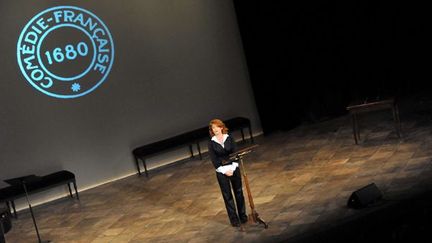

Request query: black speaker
[{"left": 347, "top": 183, "right": 383, "bottom": 209}]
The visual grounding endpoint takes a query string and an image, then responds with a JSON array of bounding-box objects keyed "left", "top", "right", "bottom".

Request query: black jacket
[{"left": 208, "top": 134, "right": 237, "bottom": 169}]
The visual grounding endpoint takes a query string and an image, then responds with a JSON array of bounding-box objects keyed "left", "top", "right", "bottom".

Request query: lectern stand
[
  {"left": 0, "top": 221, "right": 5, "bottom": 243},
  {"left": 0, "top": 216, "right": 6, "bottom": 243},
  {"left": 230, "top": 145, "right": 268, "bottom": 229}
]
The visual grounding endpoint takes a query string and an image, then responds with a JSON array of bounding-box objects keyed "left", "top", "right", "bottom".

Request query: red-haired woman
[{"left": 208, "top": 119, "right": 247, "bottom": 227}]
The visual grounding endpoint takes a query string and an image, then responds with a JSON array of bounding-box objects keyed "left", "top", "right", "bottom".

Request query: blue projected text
[
  {"left": 17, "top": 6, "right": 115, "bottom": 99},
  {"left": 44, "top": 42, "right": 89, "bottom": 65}
]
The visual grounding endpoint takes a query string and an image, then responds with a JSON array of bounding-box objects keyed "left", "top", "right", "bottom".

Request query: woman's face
[{"left": 211, "top": 124, "right": 223, "bottom": 136}]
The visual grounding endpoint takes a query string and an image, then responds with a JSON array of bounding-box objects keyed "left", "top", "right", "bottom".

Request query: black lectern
[{"left": 4, "top": 175, "right": 50, "bottom": 243}]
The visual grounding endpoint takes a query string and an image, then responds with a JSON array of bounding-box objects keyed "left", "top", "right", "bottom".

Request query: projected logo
[{"left": 17, "top": 6, "right": 114, "bottom": 99}]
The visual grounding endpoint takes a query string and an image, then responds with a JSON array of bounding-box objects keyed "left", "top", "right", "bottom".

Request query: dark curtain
[{"left": 233, "top": 0, "right": 431, "bottom": 134}]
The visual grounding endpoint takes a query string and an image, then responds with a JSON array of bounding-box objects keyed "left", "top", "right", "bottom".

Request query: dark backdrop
[{"left": 233, "top": 0, "right": 431, "bottom": 134}]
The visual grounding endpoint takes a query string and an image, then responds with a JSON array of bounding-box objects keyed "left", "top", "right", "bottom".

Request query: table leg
[
  {"left": 197, "top": 142, "right": 202, "bottom": 160},
  {"left": 189, "top": 144, "right": 194, "bottom": 158},
  {"left": 352, "top": 114, "right": 358, "bottom": 144},
  {"left": 394, "top": 105, "right": 401, "bottom": 138},
  {"left": 73, "top": 181, "right": 80, "bottom": 200},
  {"left": 5, "top": 201, "right": 11, "bottom": 216},
  {"left": 355, "top": 113, "right": 361, "bottom": 141},
  {"left": 67, "top": 183, "right": 73, "bottom": 198},
  {"left": 11, "top": 201, "right": 17, "bottom": 218},
  {"left": 248, "top": 125, "right": 254, "bottom": 144},
  {"left": 142, "top": 158, "right": 149, "bottom": 177},
  {"left": 134, "top": 156, "right": 141, "bottom": 175}
]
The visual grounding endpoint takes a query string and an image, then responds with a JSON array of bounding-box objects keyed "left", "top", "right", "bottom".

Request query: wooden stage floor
[{"left": 5, "top": 95, "right": 432, "bottom": 242}]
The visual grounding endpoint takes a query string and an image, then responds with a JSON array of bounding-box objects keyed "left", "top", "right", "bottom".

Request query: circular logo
[{"left": 17, "top": 6, "right": 115, "bottom": 99}]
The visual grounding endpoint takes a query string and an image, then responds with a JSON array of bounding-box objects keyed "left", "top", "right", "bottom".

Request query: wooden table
[{"left": 346, "top": 98, "right": 401, "bottom": 144}]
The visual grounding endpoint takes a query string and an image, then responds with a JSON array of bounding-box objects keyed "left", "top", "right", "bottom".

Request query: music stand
[
  {"left": 4, "top": 175, "right": 50, "bottom": 243},
  {"left": 230, "top": 145, "right": 268, "bottom": 229}
]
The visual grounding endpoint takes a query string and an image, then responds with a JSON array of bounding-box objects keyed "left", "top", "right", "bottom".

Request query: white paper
[{"left": 216, "top": 162, "right": 239, "bottom": 174}]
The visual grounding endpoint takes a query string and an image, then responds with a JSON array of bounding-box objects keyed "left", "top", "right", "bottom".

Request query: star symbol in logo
[{"left": 71, "top": 83, "right": 81, "bottom": 92}]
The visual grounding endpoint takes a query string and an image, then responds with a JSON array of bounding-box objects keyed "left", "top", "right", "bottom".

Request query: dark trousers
[{"left": 216, "top": 169, "right": 247, "bottom": 224}]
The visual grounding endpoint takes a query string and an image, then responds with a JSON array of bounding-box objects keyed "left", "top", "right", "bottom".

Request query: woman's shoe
[
  {"left": 231, "top": 221, "right": 240, "bottom": 227},
  {"left": 240, "top": 215, "right": 248, "bottom": 224}
]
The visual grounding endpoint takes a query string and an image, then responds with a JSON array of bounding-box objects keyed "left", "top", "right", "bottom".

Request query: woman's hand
[{"left": 225, "top": 170, "right": 234, "bottom": 176}]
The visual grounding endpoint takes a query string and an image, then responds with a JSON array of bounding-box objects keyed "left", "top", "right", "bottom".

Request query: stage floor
[{"left": 5, "top": 95, "right": 432, "bottom": 243}]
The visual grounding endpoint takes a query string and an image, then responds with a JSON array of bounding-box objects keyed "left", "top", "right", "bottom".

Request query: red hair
[{"left": 209, "top": 119, "right": 229, "bottom": 136}]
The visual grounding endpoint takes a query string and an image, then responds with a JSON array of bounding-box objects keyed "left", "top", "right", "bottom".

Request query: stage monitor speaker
[{"left": 347, "top": 183, "right": 382, "bottom": 209}]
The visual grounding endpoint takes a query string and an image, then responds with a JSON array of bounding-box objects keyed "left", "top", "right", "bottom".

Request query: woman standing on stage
[{"left": 208, "top": 119, "right": 248, "bottom": 227}]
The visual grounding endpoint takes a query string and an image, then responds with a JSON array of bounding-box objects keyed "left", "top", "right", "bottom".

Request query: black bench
[
  {"left": 0, "top": 170, "right": 79, "bottom": 218},
  {"left": 132, "top": 117, "right": 254, "bottom": 177}
]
